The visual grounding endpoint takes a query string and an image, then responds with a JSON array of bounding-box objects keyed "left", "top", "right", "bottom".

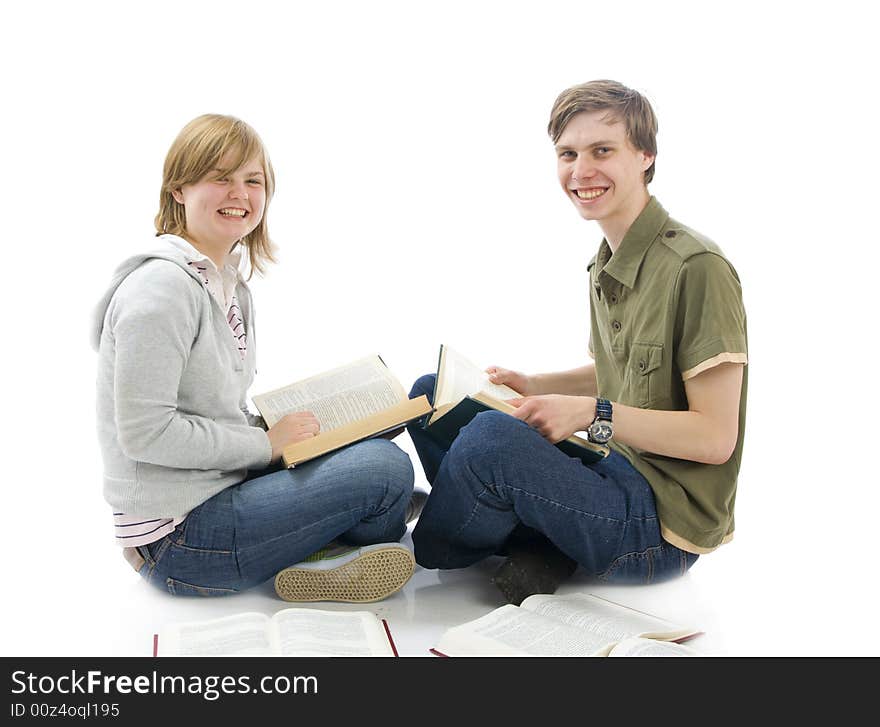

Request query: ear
[
  {"left": 641, "top": 152, "right": 656, "bottom": 171},
  {"left": 171, "top": 188, "right": 185, "bottom": 204}
]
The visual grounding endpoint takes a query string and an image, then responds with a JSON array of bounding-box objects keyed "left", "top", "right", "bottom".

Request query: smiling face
[
  {"left": 171, "top": 153, "right": 267, "bottom": 257},
  {"left": 555, "top": 111, "right": 655, "bottom": 247}
]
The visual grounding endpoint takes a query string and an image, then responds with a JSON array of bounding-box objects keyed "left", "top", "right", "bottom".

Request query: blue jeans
[
  {"left": 407, "top": 374, "right": 697, "bottom": 584},
  {"left": 136, "top": 438, "right": 414, "bottom": 596}
]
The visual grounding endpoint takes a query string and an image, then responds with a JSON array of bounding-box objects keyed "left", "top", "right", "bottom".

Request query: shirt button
[
  {"left": 612, "top": 320, "right": 622, "bottom": 332},
  {"left": 609, "top": 293, "right": 618, "bottom": 304},
  {"left": 665, "top": 230, "right": 677, "bottom": 238},
  {"left": 638, "top": 360, "right": 647, "bottom": 372}
]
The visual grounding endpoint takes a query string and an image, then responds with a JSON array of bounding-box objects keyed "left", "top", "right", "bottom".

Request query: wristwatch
[{"left": 587, "top": 398, "right": 613, "bottom": 444}]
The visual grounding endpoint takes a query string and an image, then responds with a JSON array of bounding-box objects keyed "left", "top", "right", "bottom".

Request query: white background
[{"left": 3, "top": 0, "right": 878, "bottom": 655}]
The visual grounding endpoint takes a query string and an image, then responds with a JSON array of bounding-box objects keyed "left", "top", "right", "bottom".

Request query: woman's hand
[
  {"left": 267, "top": 411, "right": 321, "bottom": 462},
  {"left": 508, "top": 395, "right": 596, "bottom": 444},
  {"left": 485, "top": 365, "right": 536, "bottom": 396}
]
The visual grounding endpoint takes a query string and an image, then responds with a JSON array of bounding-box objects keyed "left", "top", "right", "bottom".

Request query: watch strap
[{"left": 594, "top": 397, "right": 612, "bottom": 421}]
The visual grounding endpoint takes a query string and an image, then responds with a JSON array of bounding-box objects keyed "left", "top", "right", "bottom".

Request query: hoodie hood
[{"left": 90, "top": 235, "right": 208, "bottom": 351}]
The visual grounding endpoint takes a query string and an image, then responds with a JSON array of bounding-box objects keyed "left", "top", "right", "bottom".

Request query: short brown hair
[
  {"left": 155, "top": 114, "right": 277, "bottom": 277},
  {"left": 548, "top": 80, "right": 658, "bottom": 184}
]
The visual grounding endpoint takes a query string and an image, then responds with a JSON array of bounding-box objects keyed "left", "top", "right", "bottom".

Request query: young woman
[{"left": 92, "top": 114, "right": 416, "bottom": 600}]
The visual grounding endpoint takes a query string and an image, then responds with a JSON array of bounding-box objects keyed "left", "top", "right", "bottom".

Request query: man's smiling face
[{"left": 555, "top": 111, "right": 655, "bottom": 241}]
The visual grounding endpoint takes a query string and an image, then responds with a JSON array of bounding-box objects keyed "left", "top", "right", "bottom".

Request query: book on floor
[
  {"left": 424, "top": 345, "right": 608, "bottom": 464},
  {"left": 154, "top": 607, "right": 398, "bottom": 656},
  {"left": 252, "top": 354, "right": 431, "bottom": 467},
  {"left": 430, "top": 592, "right": 702, "bottom": 657}
]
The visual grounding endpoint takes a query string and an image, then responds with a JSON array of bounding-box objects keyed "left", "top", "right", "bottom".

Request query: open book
[
  {"left": 431, "top": 593, "right": 702, "bottom": 657},
  {"left": 155, "top": 607, "right": 398, "bottom": 656},
  {"left": 424, "top": 345, "right": 608, "bottom": 464},
  {"left": 252, "top": 355, "right": 431, "bottom": 467}
]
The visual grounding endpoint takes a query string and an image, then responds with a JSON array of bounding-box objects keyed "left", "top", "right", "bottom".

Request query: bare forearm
[
  {"left": 515, "top": 364, "right": 742, "bottom": 467},
  {"left": 613, "top": 404, "right": 735, "bottom": 466},
  {"left": 616, "top": 363, "right": 743, "bottom": 465},
  {"left": 532, "top": 364, "right": 598, "bottom": 397}
]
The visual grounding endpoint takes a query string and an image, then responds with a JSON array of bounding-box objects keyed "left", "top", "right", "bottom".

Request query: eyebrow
[
  {"left": 556, "top": 140, "right": 618, "bottom": 150},
  {"left": 211, "top": 169, "right": 265, "bottom": 179}
]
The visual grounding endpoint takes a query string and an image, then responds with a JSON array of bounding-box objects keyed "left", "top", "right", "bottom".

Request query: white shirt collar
[
  {"left": 159, "top": 234, "right": 243, "bottom": 278},
  {"left": 159, "top": 234, "right": 242, "bottom": 309}
]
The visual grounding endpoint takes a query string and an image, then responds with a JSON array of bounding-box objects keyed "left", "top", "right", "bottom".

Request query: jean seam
[
  {"left": 439, "top": 484, "right": 498, "bottom": 565},
  {"left": 136, "top": 544, "right": 155, "bottom": 569},
  {"left": 153, "top": 537, "right": 172, "bottom": 567},
  {"left": 599, "top": 543, "right": 663, "bottom": 582},
  {"left": 166, "top": 576, "right": 239, "bottom": 596},
  {"left": 497, "top": 481, "right": 652, "bottom": 527},
  {"left": 168, "top": 542, "right": 234, "bottom": 555},
  {"left": 679, "top": 550, "right": 690, "bottom": 576},
  {"left": 140, "top": 537, "right": 171, "bottom": 583},
  {"left": 136, "top": 545, "right": 155, "bottom": 580},
  {"left": 234, "top": 506, "right": 369, "bottom": 559},
  {"left": 168, "top": 516, "right": 189, "bottom": 546}
]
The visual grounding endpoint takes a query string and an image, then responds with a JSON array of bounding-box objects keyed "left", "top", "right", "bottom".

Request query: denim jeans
[
  {"left": 136, "top": 438, "right": 414, "bottom": 596},
  {"left": 407, "top": 374, "right": 697, "bottom": 584}
]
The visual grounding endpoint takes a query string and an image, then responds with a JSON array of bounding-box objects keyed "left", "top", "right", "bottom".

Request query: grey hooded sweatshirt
[{"left": 92, "top": 235, "right": 273, "bottom": 519}]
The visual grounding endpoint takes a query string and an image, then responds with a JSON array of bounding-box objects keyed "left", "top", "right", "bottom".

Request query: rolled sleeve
[{"left": 674, "top": 252, "right": 748, "bottom": 380}]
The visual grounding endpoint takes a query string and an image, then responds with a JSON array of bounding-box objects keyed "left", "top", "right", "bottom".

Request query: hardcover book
[
  {"left": 424, "top": 345, "right": 608, "bottom": 464},
  {"left": 252, "top": 354, "right": 431, "bottom": 467}
]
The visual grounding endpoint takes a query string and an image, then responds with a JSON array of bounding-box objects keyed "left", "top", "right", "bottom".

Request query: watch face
[{"left": 590, "top": 421, "right": 613, "bottom": 443}]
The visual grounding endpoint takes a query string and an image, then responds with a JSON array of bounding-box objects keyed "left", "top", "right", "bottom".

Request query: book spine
[
  {"left": 424, "top": 398, "right": 489, "bottom": 447},
  {"left": 555, "top": 438, "right": 606, "bottom": 465}
]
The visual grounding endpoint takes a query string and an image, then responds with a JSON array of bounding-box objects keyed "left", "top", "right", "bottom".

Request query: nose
[
  {"left": 228, "top": 180, "right": 249, "bottom": 200},
  {"left": 572, "top": 156, "right": 596, "bottom": 181}
]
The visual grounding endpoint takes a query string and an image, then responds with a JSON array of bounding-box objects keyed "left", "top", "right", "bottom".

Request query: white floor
[
  {"left": 9, "top": 422, "right": 880, "bottom": 659},
  {"left": 10, "top": 411, "right": 880, "bottom": 659},
  {"left": 78, "top": 527, "right": 727, "bottom": 658},
  {"left": 23, "top": 515, "right": 863, "bottom": 658}
]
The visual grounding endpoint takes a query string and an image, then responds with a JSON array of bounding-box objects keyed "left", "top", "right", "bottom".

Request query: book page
[
  {"left": 273, "top": 608, "right": 394, "bottom": 656},
  {"left": 431, "top": 346, "right": 519, "bottom": 423},
  {"left": 434, "top": 605, "right": 613, "bottom": 656},
  {"left": 521, "top": 593, "right": 694, "bottom": 642},
  {"left": 252, "top": 355, "right": 407, "bottom": 429},
  {"left": 159, "top": 612, "right": 273, "bottom": 656},
  {"left": 607, "top": 637, "right": 700, "bottom": 657},
  {"left": 281, "top": 395, "right": 432, "bottom": 467}
]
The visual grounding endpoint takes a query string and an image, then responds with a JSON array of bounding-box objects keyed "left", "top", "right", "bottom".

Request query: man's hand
[
  {"left": 486, "top": 365, "right": 535, "bottom": 396},
  {"left": 267, "top": 411, "right": 321, "bottom": 462},
  {"left": 509, "top": 395, "right": 596, "bottom": 443}
]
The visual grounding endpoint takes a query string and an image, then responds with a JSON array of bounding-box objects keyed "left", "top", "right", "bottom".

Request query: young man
[{"left": 407, "top": 80, "right": 748, "bottom": 604}]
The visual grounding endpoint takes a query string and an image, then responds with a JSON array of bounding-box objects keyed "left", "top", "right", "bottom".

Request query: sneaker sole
[{"left": 274, "top": 546, "right": 415, "bottom": 603}]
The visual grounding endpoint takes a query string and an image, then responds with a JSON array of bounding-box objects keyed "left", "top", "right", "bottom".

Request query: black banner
[{"left": 2, "top": 657, "right": 873, "bottom": 721}]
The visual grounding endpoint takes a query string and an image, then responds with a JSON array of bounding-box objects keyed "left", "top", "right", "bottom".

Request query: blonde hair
[
  {"left": 155, "top": 114, "right": 277, "bottom": 277},
  {"left": 548, "top": 80, "right": 658, "bottom": 184}
]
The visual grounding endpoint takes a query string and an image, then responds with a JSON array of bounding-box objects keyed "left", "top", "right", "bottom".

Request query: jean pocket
[
  {"left": 599, "top": 544, "right": 696, "bottom": 584},
  {"left": 165, "top": 577, "right": 239, "bottom": 597},
  {"left": 599, "top": 548, "right": 657, "bottom": 584},
  {"left": 136, "top": 538, "right": 171, "bottom": 583}
]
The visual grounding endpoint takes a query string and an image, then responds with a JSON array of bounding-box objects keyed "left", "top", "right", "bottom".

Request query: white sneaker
[{"left": 274, "top": 542, "right": 415, "bottom": 603}]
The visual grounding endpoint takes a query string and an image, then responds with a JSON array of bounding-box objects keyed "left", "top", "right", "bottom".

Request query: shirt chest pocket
[{"left": 628, "top": 342, "right": 663, "bottom": 407}]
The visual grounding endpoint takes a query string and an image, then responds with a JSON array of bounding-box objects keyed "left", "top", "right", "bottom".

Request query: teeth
[
  {"left": 219, "top": 208, "right": 246, "bottom": 217},
  {"left": 575, "top": 188, "right": 606, "bottom": 200}
]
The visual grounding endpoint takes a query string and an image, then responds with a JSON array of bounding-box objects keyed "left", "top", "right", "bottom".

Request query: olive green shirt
[{"left": 588, "top": 197, "right": 748, "bottom": 553}]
